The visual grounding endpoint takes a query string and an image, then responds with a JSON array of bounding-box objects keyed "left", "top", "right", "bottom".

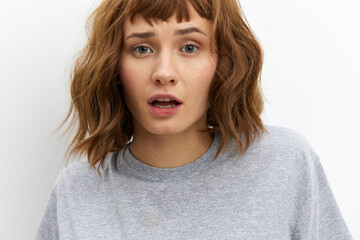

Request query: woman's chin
[{"left": 146, "top": 126, "right": 185, "bottom": 136}]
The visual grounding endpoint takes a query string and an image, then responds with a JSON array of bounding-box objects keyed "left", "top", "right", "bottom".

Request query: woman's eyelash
[
  {"left": 132, "top": 43, "right": 200, "bottom": 55},
  {"left": 133, "top": 45, "right": 153, "bottom": 55},
  {"left": 180, "top": 44, "right": 199, "bottom": 53}
]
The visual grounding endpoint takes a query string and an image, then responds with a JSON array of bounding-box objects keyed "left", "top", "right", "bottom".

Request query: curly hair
[{"left": 61, "top": 0, "right": 266, "bottom": 177}]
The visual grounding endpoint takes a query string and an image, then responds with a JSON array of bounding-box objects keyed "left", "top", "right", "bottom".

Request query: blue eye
[
  {"left": 134, "top": 46, "right": 152, "bottom": 54},
  {"left": 180, "top": 44, "right": 199, "bottom": 54}
]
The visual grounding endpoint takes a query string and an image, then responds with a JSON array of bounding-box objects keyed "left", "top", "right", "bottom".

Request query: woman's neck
[{"left": 129, "top": 130, "right": 214, "bottom": 168}]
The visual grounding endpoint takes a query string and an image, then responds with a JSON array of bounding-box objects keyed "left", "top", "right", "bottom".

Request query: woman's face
[{"left": 119, "top": 6, "right": 217, "bottom": 137}]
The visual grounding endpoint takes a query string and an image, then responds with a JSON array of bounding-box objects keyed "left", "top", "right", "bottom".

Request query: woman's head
[
  {"left": 120, "top": 4, "right": 217, "bottom": 139},
  {"left": 64, "top": 0, "right": 266, "bottom": 175}
]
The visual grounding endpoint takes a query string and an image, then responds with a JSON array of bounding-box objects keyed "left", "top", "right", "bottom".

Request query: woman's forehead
[
  {"left": 125, "top": 0, "right": 199, "bottom": 22},
  {"left": 123, "top": 8, "right": 211, "bottom": 35}
]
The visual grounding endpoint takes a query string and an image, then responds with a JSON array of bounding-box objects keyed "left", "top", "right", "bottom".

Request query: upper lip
[{"left": 148, "top": 93, "right": 183, "bottom": 104}]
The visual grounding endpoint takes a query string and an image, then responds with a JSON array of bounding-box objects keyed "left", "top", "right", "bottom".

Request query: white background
[{"left": 0, "top": 0, "right": 359, "bottom": 239}]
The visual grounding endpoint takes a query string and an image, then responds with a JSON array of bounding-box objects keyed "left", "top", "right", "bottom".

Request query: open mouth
[
  {"left": 148, "top": 95, "right": 182, "bottom": 116},
  {"left": 151, "top": 98, "right": 181, "bottom": 108}
]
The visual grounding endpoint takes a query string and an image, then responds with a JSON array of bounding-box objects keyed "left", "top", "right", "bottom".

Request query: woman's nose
[{"left": 151, "top": 50, "right": 179, "bottom": 86}]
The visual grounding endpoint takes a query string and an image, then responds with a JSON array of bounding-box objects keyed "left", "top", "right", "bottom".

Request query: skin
[{"left": 119, "top": 5, "right": 217, "bottom": 168}]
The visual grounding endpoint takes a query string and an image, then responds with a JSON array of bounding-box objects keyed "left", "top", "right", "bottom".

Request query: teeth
[
  {"left": 154, "top": 104, "right": 176, "bottom": 108},
  {"left": 156, "top": 98, "right": 174, "bottom": 102}
]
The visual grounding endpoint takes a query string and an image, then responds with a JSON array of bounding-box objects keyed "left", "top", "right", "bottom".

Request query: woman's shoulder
[
  {"left": 55, "top": 153, "right": 115, "bottom": 187},
  {"left": 225, "top": 124, "right": 321, "bottom": 173},
  {"left": 258, "top": 124, "right": 319, "bottom": 159},
  {"left": 263, "top": 124, "right": 314, "bottom": 145},
  {"left": 60, "top": 158, "right": 96, "bottom": 178}
]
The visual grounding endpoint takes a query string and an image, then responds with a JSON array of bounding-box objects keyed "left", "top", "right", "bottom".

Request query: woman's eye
[
  {"left": 180, "top": 44, "right": 199, "bottom": 54},
  {"left": 134, "top": 46, "right": 152, "bottom": 55}
]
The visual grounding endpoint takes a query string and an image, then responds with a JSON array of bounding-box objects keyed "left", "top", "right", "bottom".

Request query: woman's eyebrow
[
  {"left": 126, "top": 27, "right": 206, "bottom": 40},
  {"left": 126, "top": 32, "right": 155, "bottom": 39},
  {"left": 174, "top": 27, "right": 206, "bottom": 36}
]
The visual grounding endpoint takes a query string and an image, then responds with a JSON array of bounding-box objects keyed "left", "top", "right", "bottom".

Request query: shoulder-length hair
[{"left": 61, "top": 0, "right": 266, "bottom": 176}]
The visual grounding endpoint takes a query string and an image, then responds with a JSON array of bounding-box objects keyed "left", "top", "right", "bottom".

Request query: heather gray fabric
[{"left": 35, "top": 125, "right": 353, "bottom": 239}]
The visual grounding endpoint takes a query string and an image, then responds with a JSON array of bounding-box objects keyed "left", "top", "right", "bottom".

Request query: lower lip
[{"left": 148, "top": 103, "right": 182, "bottom": 117}]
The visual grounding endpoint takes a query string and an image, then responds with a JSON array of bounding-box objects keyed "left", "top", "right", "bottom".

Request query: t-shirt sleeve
[
  {"left": 35, "top": 174, "right": 60, "bottom": 240},
  {"left": 292, "top": 155, "right": 353, "bottom": 240}
]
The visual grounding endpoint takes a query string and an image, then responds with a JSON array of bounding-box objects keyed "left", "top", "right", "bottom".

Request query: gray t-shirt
[{"left": 35, "top": 125, "right": 353, "bottom": 239}]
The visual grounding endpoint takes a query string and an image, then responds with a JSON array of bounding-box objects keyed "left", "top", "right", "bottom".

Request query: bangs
[{"left": 124, "top": 0, "right": 214, "bottom": 24}]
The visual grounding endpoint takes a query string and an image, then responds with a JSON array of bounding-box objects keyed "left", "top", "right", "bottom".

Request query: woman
[{"left": 36, "top": 0, "right": 353, "bottom": 239}]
